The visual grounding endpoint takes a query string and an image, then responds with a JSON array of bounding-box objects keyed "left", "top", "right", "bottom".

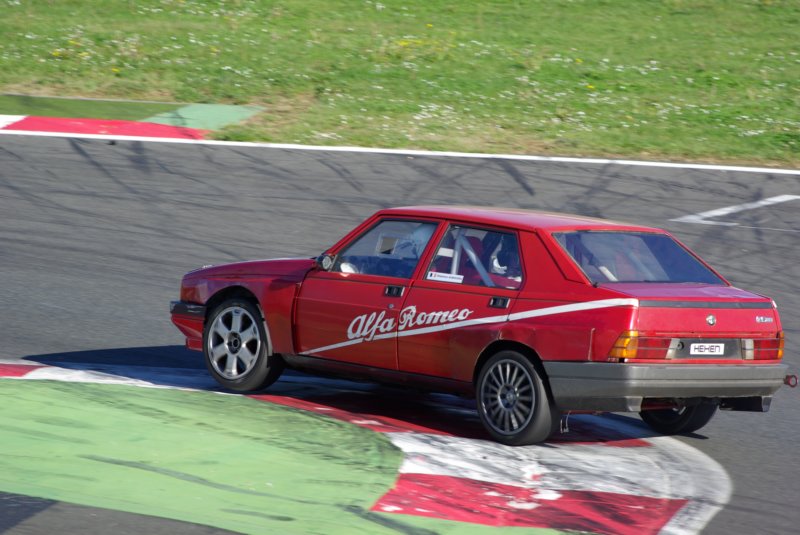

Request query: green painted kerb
[
  {"left": 0, "top": 381, "right": 401, "bottom": 535},
  {"left": 144, "top": 104, "right": 263, "bottom": 130}
]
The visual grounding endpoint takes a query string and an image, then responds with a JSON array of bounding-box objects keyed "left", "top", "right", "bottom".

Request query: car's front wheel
[
  {"left": 640, "top": 401, "right": 717, "bottom": 435},
  {"left": 203, "top": 298, "right": 283, "bottom": 391},
  {"left": 476, "top": 350, "right": 559, "bottom": 446}
]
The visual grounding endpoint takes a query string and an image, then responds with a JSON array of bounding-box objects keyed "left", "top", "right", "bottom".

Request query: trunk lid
[
  {"left": 606, "top": 283, "right": 777, "bottom": 335},
  {"left": 605, "top": 283, "right": 781, "bottom": 361}
]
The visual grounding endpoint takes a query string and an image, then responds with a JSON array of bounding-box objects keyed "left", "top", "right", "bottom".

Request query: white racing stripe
[
  {"left": 299, "top": 337, "right": 365, "bottom": 355},
  {"left": 305, "top": 298, "right": 639, "bottom": 355},
  {"left": 508, "top": 297, "right": 639, "bottom": 321}
]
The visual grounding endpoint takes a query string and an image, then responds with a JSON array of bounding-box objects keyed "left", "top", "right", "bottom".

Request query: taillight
[
  {"left": 750, "top": 331, "right": 784, "bottom": 360},
  {"left": 609, "top": 331, "right": 674, "bottom": 360},
  {"left": 636, "top": 336, "right": 672, "bottom": 358}
]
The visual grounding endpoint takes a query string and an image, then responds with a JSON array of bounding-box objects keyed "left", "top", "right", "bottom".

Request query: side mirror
[{"left": 315, "top": 254, "right": 335, "bottom": 271}]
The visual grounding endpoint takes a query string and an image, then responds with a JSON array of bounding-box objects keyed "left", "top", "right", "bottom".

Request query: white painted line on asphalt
[
  {"left": 1, "top": 129, "right": 799, "bottom": 176},
  {"left": 671, "top": 194, "right": 800, "bottom": 226},
  {"left": 736, "top": 225, "right": 800, "bottom": 234}
]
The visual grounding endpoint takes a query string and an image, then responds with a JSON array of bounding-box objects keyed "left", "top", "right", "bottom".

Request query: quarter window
[
  {"left": 333, "top": 219, "right": 437, "bottom": 278},
  {"left": 427, "top": 226, "right": 522, "bottom": 289}
]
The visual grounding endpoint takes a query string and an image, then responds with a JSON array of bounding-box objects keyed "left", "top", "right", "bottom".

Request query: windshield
[{"left": 553, "top": 231, "right": 725, "bottom": 284}]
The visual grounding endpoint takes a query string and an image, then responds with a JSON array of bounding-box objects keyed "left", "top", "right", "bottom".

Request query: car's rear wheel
[
  {"left": 203, "top": 298, "right": 283, "bottom": 391},
  {"left": 476, "top": 350, "right": 559, "bottom": 446},
  {"left": 640, "top": 401, "right": 717, "bottom": 435}
]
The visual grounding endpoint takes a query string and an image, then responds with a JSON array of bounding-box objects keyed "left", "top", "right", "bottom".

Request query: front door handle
[
  {"left": 489, "top": 296, "right": 509, "bottom": 309},
  {"left": 385, "top": 285, "right": 405, "bottom": 297}
]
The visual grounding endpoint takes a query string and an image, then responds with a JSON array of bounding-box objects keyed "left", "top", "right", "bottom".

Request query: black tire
[
  {"left": 476, "top": 350, "right": 559, "bottom": 446},
  {"left": 640, "top": 401, "right": 717, "bottom": 435},
  {"left": 203, "top": 298, "right": 283, "bottom": 392}
]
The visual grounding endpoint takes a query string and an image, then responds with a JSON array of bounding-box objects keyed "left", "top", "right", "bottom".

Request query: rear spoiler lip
[{"left": 638, "top": 300, "right": 773, "bottom": 309}]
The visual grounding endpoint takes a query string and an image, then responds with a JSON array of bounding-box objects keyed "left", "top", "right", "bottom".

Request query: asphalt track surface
[{"left": 0, "top": 134, "right": 798, "bottom": 534}]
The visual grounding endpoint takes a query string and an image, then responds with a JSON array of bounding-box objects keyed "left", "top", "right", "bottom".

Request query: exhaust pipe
[{"left": 785, "top": 374, "right": 798, "bottom": 388}]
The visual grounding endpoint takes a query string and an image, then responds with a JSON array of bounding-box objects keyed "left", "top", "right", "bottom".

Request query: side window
[
  {"left": 426, "top": 226, "right": 523, "bottom": 289},
  {"left": 333, "top": 219, "right": 437, "bottom": 278}
]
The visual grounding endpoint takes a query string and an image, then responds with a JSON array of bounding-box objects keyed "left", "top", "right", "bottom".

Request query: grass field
[
  {"left": 1, "top": 0, "right": 798, "bottom": 166},
  {"left": 0, "top": 94, "right": 179, "bottom": 120}
]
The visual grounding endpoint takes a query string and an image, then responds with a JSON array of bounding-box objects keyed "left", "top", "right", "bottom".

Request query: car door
[
  {"left": 294, "top": 218, "right": 439, "bottom": 369},
  {"left": 398, "top": 224, "right": 524, "bottom": 380}
]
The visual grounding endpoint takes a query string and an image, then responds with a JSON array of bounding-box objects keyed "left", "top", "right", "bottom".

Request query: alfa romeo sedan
[{"left": 171, "top": 206, "right": 790, "bottom": 445}]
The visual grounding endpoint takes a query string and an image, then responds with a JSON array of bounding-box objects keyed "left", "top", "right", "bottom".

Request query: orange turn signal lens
[
  {"left": 609, "top": 330, "right": 639, "bottom": 359},
  {"left": 778, "top": 331, "right": 785, "bottom": 360}
]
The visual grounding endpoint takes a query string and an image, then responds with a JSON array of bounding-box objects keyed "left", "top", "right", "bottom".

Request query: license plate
[{"left": 690, "top": 343, "right": 725, "bottom": 356}]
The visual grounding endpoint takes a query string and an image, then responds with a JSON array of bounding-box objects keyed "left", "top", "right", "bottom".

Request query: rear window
[{"left": 553, "top": 231, "right": 725, "bottom": 284}]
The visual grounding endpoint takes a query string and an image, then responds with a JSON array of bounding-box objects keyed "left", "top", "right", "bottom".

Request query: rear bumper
[{"left": 543, "top": 361, "right": 789, "bottom": 412}]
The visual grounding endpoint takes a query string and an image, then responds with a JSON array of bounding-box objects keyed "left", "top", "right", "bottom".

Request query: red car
[{"left": 171, "top": 206, "right": 791, "bottom": 445}]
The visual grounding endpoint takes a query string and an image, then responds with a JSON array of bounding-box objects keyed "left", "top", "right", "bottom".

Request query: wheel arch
[
  {"left": 474, "top": 340, "right": 556, "bottom": 404},
  {"left": 204, "top": 285, "right": 273, "bottom": 355},
  {"left": 205, "top": 285, "right": 260, "bottom": 316}
]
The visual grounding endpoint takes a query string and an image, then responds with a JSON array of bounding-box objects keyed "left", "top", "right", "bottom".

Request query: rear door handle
[
  {"left": 385, "top": 285, "right": 405, "bottom": 297},
  {"left": 489, "top": 296, "right": 509, "bottom": 309}
]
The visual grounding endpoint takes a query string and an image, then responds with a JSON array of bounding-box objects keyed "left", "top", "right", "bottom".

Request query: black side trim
[
  {"left": 639, "top": 300, "right": 772, "bottom": 309},
  {"left": 170, "top": 301, "right": 206, "bottom": 317}
]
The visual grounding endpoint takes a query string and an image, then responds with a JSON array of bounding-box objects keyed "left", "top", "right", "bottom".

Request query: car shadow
[
  {"left": 22, "top": 345, "right": 220, "bottom": 390},
  {"left": 25, "top": 345, "right": 206, "bottom": 370},
  {"left": 20, "top": 345, "right": 681, "bottom": 445}
]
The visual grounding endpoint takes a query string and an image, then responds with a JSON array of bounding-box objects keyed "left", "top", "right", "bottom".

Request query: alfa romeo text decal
[{"left": 348, "top": 306, "right": 474, "bottom": 342}]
